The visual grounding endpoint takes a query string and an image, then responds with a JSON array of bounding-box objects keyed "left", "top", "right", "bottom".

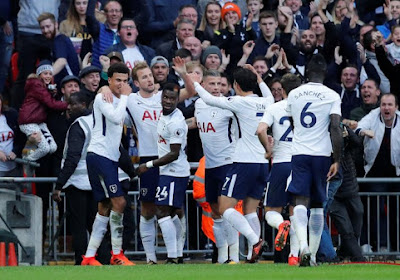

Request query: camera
[{"left": 48, "top": 84, "right": 57, "bottom": 91}]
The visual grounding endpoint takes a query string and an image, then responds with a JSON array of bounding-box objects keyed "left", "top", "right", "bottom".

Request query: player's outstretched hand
[
  {"left": 172, "top": 56, "right": 187, "bottom": 76},
  {"left": 327, "top": 162, "right": 339, "bottom": 181},
  {"left": 187, "top": 72, "right": 202, "bottom": 84},
  {"left": 136, "top": 163, "right": 148, "bottom": 175}
]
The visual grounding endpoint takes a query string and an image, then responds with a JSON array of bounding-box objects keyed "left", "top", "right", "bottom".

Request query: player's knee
[
  {"left": 156, "top": 206, "right": 172, "bottom": 219},
  {"left": 111, "top": 196, "right": 126, "bottom": 212}
]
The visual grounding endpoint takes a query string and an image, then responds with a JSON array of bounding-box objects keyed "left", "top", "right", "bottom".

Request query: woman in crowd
[
  {"left": 59, "top": 0, "right": 99, "bottom": 60},
  {"left": 198, "top": 1, "right": 226, "bottom": 43}
]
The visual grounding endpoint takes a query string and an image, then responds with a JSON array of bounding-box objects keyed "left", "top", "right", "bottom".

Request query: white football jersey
[
  {"left": 195, "top": 82, "right": 274, "bottom": 163},
  {"left": 286, "top": 82, "right": 341, "bottom": 157},
  {"left": 126, "top": 91, "right": 162, "bottom": 157},
  {"left": 88, "top": 93, "right": 128, "bottom": 162},
  {"left": 195, "top": 98, "right": 235, "bottom": 169},
  {"left": 260, "top": 99, "right": 293, "bottom": 163},
  {"left": 157, "top": 108, "right": 190, "bottom": 177}
]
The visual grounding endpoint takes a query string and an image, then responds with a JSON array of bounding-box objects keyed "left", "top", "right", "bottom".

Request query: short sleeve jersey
[
  {"left": 126, "top": 91, "right": 162, "bottom": 157},
  {"left": 195, "top": 98, "right": 235, "bottom": 169},
  {"left": 286, "top": 82, "right": 341, "bottom": 157},
  {"left": 157, "top": 108, "right": 190, "bottom": 177},
  {"left": 260, "top": 99, "right": 293, "bottom": 163},
  {"left": 195, "top": 83, "right": 274, "bottom": 163}
]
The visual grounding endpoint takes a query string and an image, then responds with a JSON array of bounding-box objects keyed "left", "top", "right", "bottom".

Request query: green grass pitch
[{"left": 1, "top": 263, "right": 399, "bottom": 280}]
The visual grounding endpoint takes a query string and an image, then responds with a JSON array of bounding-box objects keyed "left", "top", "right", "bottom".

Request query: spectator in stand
[
  {"left": 214, "top": 2, "right": 257, "bottom": 75},
  {"left": 183, "top": 36, "right": 203, "bottom": 62},
  {"left": 0, "top": 94, "right": 25, "bottom": 177},
  {"left": 245, "top": 11, "right": 280, "bottom": 65},
  {"left": 150, "top": 56, "right": 171, "bottom": 91},
  {"left": 201, "top": 45, "right": 225, "bottom": 72},
  {"left": 156, "top": 19, "right": 195, "bottom": 63},
  {"left": 309, "top": 0, "right": 339, "bottom": 64},
  {"left": 144, "top": 0, "right": 196, "bottom": 48},
  {"left": 59, "top": 0, "right": 100, "bottom": 60},
  {"left": 385, "top": 25, "right": 400, "bottom": 65},
  {"left": 105, "top": 17, "right": 155, "bottom": 70},
  {"left": 356, "top": 93, "right": 400, "bottom": 252},
  {"left": 197, "top": 1, "right": 226, "bottom": 44},
  {"left": 269, "top": 78, "right": 284, "bottom": 102},
  {"left": 375, "top": 28, "right": 400, "bottom": 96},
  {"left": 363, "top": 28, "right": 391, "bottom": 94},
  {"left": 350, "top": 79, "right": 381, "bottom": 121},
  {"left": 284, "top": 0, "right": 309, "bottom": 31},
  {"left": 60, "top": 75, "right": 81, "bottom": 101},
  {"left": 0, "top": 0, "right": 16, "bottom": 94},
  {"left": 38, "top": 12, "right": 80, "bottom": 86},
  {"left": 91, "top": 0, "right": 123, "bottom": 68},
  {"left": 331, "top": 0, "right": 348, "bottom": 26},
  {"left": 10, "top": 0, "right": 58, "bottom": 109},
  {"left": 242, "top": 0, "right": 264, "bottom": 38},
  {"left": 18, "top": 60, "right": 68, "bottom": 162},
  {"left": 376, "top": 0, "right": 400, "bottom": 40},
  {"left": 197, "top": 0, "right": 248, "bottom": 19},
  {"left": 79, "top": 65, "right": 101, "bottom": 105},
  {"left": 220, "top": 72, "right": 234, "bottom": 96},
  {"left": 59, "top": 0, "right": 97, "bottom": 22}
]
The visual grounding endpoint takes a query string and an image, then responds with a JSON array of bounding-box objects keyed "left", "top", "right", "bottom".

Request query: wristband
[{"left": 146, "top": 160, "right": 154, "bottom": 168}]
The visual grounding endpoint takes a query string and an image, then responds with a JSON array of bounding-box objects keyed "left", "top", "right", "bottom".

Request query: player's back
[
  {"left": 229, "top": 95, "right": 272, "bottom": 163},
  {"left": 126, "top": 91, "right": 162, "bottom": 157},
  {"left": 287, "top": 82, "right": 341, "bottom": 157},
  {"left": 262, "top": 99, "right": 293, "bottom": 163},
  {"left": 195, "top": 98, "right": 235, "bottom": 169}
]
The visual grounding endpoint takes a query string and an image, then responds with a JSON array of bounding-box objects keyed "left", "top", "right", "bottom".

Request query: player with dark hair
[{"left": 285, "top": 54, "right": 342, "bottom": 266}]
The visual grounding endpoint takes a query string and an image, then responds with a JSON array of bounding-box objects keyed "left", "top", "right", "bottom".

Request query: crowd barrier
[{"left": 1, "top": 176, "right": 399, "bottom": 262}]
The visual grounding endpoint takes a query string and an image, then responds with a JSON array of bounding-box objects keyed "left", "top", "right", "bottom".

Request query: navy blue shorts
[
  {"left": 287, "top": 155, "right": 331, "bottom": 203},
  {"left": 155, "top": 175, "right": 189, "bottom": 208},
  {"left": 205, "top": 164, "right": 232, "bottom": 204},
  {"left": 86, "top": 152, "right": 124, "bottom": 202},
  {"left": 138, "top": 156, "right": 160, "bottom": 202},
  {"left": 263, "top": 162, "right": 292, "bottom": 207},
  {"left": 221, "top": 163, "right": 269, "bottom": 200}
]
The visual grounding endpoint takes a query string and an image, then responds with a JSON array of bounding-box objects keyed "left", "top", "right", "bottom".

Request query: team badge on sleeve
[{"left": 174, "top": 128, "right": 184, "bottom": 137}]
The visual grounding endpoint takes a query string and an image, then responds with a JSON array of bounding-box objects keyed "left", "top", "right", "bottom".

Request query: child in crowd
[
  {"left": 244, "top": 0, "right": 264, "bottom": 37},
  {"left": 18, "top": 60, "right": 68, "bottom": 161},
  {"left": 387, "top": 25, "right": 400, "bottom": 65}
]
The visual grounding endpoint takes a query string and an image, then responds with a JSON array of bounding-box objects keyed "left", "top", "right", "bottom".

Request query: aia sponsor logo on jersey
[
  {"left": 142, "top": 110, "right": 161, "bottom": 121},
  {"left": 197, "top": 122, "right": 216, "bottom": 133},
  {"left": 158, "top": 135, "right": 167, "bottom": 144},
  {"left": 0, "top": 131, "right": 14, "bottom": 142}
]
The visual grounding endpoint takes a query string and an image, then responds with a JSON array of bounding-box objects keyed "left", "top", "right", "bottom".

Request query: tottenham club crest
[
  {"left": 141, "top": 188, "right": 148, "bottom": 197},
  {"left": 109, "top": 184, "right": 118, "bottom": 193},
  {"left": 210, "top": 110, "right": 218, "bottom": 118}
]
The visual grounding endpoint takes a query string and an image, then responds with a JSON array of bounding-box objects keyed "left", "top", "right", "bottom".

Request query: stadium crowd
[{"left": 0, "top": 0, "right": 399, "bottom": 266}]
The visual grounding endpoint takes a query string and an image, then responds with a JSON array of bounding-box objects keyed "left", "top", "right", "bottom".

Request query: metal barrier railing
[{"left": 1, "top": 176, "right": 400, "bottom": 261}]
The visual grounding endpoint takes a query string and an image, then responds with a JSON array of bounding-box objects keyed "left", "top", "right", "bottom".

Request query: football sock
[
  {"left": 139, "top": 216, "right": 157, "bottom": 262},
  {"left": 309, "top": 208, "right": 324, "bottom": 262},
  {"left": 180, "top": 215, "right": 187, "bottom": 256},
  {"left": 172, "top": 215, "right": 183, "bottom": 257},
  {"left": 158, "top": 216, "right": 177, "bottom": 258},
  {"left": 213, "top": 218, "right": 228, "bottom": 263},
  {"left": 289, "top": 216, "right": 300, "bottom": 257},
  {"left": 223, "top": 219, "right": 239, "bottom": 262},
  {"left": 293, "top": 205, "right": 309, "bottom": 251},
  {"left": 245, "top": 212, "right": 261, "bottom": 260},
  {"left": 110, "top": 210, "right": 124, "bottom": 255},
  {"left": 223, "top": 208, "right": 259, "bottom": 246},
  {"left": 265, "top": 210, "right": 284, "bottom": 230},
  {"left": 85, "top": 213, "right": 109, "bottom": 257}
]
